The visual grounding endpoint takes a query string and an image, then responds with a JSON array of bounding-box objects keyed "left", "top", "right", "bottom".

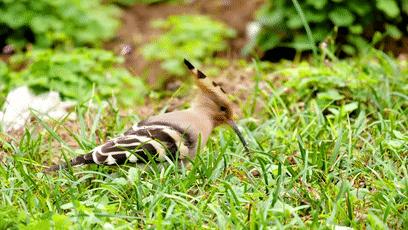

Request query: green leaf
[
  {"left": 385, "top": 24, "right": 402, "bottom": 39},
  {"left": 306, "top": 0, "right": 327, "bottom": 10},
  {"left": 347, "top": 34, "right": 371, "bottom": 50},
  {"left": 385, "top": 139, "right": 405, "bottom": 148},
  {"left": 371, "top": 31, "right": 384, "bottom": 45},
  {"left": 329, "top": 8, "right": 355, "bottom": 26},
  {"left": 312, "top": 28, "right": 330, "bottom": 41},
  {"left": 403, "top": 0, "right": 408, "bottom": 14},
  {"left": 289, "top": 35, "right": 314, "bottom": 50},
  {"left": 349, "top": 25, "right": 363, "bottom": 34},
  {"left": 347, "top": 1, "right": 372, "bottom": 16},
  {"left": 287, "top": 15, "right": 303, "bottom": 29},
  {"left": 257, "top": 10, "right": 284, "bottom": 27},
  {"left": 343, "top": 102, "right": 358, "bottom": 113},
  {"left": 376, "top": 0, "right": 400, "bottom": 18},
  {"left": 304, "top": 11, "right": 326, "bottom": 23},
  {"left": 258, "top": 33, "right": 280, "bottom": 51},
  {"left": 328, "top": 107, "right": 339, "bottom": 116},
  {"left": 317, "top": 89, "right": 344, "bottom": 101},
  {"left": 112, "top": 177, "right": 128, "bottom": 186},
  {"left": 342, "top": 44, "right": 356, "bottom": 55},
  {"left": 393, "top": 130, "right": 406, "bottom": 140}
]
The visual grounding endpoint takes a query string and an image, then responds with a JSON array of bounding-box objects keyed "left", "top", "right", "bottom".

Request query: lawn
[{"left": 1, "top": 50, "right": 406, "bottom": 229}]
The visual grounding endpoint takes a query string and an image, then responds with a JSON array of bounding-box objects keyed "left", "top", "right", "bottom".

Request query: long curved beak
[{"left": 227, "top": 120, "right": 250, "bottom": 154}]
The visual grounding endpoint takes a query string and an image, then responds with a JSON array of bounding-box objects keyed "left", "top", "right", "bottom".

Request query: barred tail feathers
[
  {"left": 44, "top": 124, "right": 192, "bottom": 172},
  {"left": 43, "top": 152, "right": 95, "bottom": 172}
]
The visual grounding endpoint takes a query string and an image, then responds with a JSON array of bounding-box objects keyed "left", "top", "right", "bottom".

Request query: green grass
[{"left": 0, "top": 50, "right": 407, "bottom": 229}]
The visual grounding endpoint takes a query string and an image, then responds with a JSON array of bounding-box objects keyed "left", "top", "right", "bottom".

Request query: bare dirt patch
[{"left": 105, "top": 0, "right": 264, "bottom": 84}]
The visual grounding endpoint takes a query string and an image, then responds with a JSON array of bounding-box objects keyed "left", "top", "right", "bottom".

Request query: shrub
[
  {"left": 0, "top": 0, "right": 120, "bottom": 48},
  {"left": 141, "top": 15, "right": 236, "bottom": 76},
  {"left": 247, "top": 0, "right": 408, "bottom": 56},
  {"left": 261, "top": 50, "right": 408, "bottom": 118},
  {"left": 5, "top": 48, "right": 147, "bottom": 106}
]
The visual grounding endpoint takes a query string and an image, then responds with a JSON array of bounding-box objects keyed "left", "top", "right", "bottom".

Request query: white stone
[
  {"left": 0, "top": 86, "right": 76, "bottom": 132},
  {"left": 246, "top": 21, "right": 261, "bottom": 39}
]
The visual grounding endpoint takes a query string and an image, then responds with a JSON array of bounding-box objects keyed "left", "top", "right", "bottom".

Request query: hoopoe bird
[{"left": 45, "top": 59, "right": 248, "bottom": 172}]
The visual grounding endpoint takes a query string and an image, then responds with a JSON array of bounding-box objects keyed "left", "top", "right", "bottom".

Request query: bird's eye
[{"left": 220, "top": 106, "right": 227, "bottom": 112}]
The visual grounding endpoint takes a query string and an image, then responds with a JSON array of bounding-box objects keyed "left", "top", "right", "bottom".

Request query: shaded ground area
[{"left": 106, "top": 0, "right": 264, "bottom": 84}]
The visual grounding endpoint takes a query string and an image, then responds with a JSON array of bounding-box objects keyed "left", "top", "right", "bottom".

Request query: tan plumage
[{"left": 45, "top": 59, "right": 248, "bottom": 172}]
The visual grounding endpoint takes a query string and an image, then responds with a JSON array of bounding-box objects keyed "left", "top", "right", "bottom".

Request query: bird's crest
[{"left": 183, "top": 59, "right": 231, "bottom": 114}]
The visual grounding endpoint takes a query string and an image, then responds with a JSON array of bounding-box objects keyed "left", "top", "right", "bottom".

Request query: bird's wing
[{"left": 89, "top": 124, "right": 191, "bottom": 165}]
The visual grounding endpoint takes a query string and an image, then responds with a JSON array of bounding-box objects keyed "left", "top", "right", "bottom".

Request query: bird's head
[{"left": 183, "top": 59, "right": 249, "bottom": 153}]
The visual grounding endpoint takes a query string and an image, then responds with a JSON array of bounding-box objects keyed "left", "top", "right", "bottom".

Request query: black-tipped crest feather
[
  {"left": 197, "top": 70, "right": 206, "bottom": 79},
  {"left": 184, "top": 58, "right": 207, "bottom": 79},
  {"left": 183, "top": 59, "right": 194, "bottom": 70}
]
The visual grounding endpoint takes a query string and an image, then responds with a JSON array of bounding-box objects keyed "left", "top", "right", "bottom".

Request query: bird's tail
[
  {"left": 43, "top": 122, "right": 191, "bottom": 172},
  {"left": 43, "top": 152, "right": 95, "bottom": 172}
]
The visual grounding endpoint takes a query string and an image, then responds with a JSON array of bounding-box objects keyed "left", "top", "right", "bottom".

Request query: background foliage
[
  {"left": 248, "top": 0, "right": 408, "bottom": 55},
  {"left": 0, "top": 0, "right": 120, "bottom": 48},
  {"left": 3, "top": 49, "right": 147, "bottom": 106},
  {"left": 141, "top": 15, "right": 236, "bottom": 76}
]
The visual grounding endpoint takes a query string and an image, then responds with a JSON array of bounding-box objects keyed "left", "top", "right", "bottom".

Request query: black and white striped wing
[{"left": 89, "top": 124, "right": 191, "bottom": 165}]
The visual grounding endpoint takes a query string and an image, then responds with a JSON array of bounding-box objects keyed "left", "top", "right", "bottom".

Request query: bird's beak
[{"left": 227, "top": 120, "right": 250, "bottom": 154}]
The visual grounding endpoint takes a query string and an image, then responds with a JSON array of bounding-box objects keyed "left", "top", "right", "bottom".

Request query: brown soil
[
  {"left": 105, "top": 0, "right": 264, "bottom": 85},
  {"left": 382, "top": 37, "right": 408, "bottom": 55}
]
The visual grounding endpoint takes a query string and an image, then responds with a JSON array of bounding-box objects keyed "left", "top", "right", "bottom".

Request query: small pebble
[
  {"left": 2, "top": 44, "right": 14, "bottom": 54},
  {"left": 250, "top": 169, "right": 260, "bottom": 177},
  {"left": 120, "top": 44, "right": 133, "bottom": 55}
]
